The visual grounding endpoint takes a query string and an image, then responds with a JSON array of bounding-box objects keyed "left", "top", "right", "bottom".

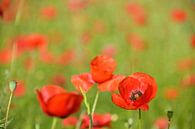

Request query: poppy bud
[{"left": 9, "top": 80, "right": 17, "bottom": 92}]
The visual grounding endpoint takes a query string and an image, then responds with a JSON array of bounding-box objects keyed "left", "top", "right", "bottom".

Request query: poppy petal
[
  {"left": 47, "top": 93, "right": 83, "bottom": 118},
  {"left": 71, "top": 73, "right": 95, "bottom": 92},
  {"left": 36, "top": 90, "right": 49, "bottom": 115},
  {"left": 112, "top": 94, "right": 136, "bottom": 110},
  {"left": 140, "top": 104, "right": 149, "bottom": 111},
  {"left": 98, "top": 75, "right": 126, "bottom": 92},
  {"left": 37, "top": 85, "right": 66, "bottom": 103}
]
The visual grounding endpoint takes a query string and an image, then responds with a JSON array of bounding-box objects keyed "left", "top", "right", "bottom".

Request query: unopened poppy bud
[
  {"left": 9, "top": 80, "right": 17, "bottom": 92},
  {"left": 167, "top": 111, "right": 173, "bottom": 120}
]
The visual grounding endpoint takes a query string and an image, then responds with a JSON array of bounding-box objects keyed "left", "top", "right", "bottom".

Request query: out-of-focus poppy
[
  {"left": 14, "top": 81, "right": 26, "bottom": 97},
  {"left": 36, "top": 85, "right": 83, "bottom": 118},
  {"left": 0, "top": 0, "right": 10, "bottom": 18},
  {"left": 51, "top": 74, "right": 66, "bottom": 86},
  {"left": 181, "top": 74, "right": 195, "bottom": 87},
  {"left": 81, "top": 113, "right": 112, "bottom": 129},
  {"left": 62, "top": 116, "right": 78, "bottom": 127},
  {"left": 101, "top": 45, "right": 117, "bottom": 57},
  {"left": 71, "top": 73, "right": 95, "bottom": 92},
  {"left": 126, "top": 3, "right": 146, "bottom": 25},
  {"left": 190, "top": 35, "right": 195, "bottom": 48},
  {"left": 177, "top": 58, "right": 194, "bottom": 71},
  {"left": 112, "top": 72, "right": 157, "bottom": 111},
  {"left": 154, "top": 117, "right": 168, "bottom": 129},
  {"left": 56, "top": 50, "right": 75, "bottom": 66},
  {"left": 39, "top": 48, "right": 54, "bottom": 64},
  {"left": 40, "top": 6, "right": 57, "bottom": 20},
  {"left": 14, "top": 34, "right": 47, "bottom": 54},
  {"left": 164, "top": 87, "right": 179, "bottom": 100},
  {"left": 90, "top": 55, "right": 117, "bottom": 83},
  {"left": 171, "top": 9, "right": 187, "bottom": 23},
  {"left": 81, "top": 31, "right": 92, "bottom": 44},
  {"left": 0, "top": 49, "right": 11, "bottom": 64},
  {"left": 67, "top": 0, "right": 87, "bottom": 12},
  {"left": 127, "top": 34, "right": 145, "bottom": 51},
  {"left": 23, "top": 57, "right": 34, "bottom": 70}
]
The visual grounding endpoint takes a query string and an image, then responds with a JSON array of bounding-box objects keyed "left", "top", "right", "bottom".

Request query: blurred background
[{"left": 0, "top": 0, "right": 195, "bottom": 129}]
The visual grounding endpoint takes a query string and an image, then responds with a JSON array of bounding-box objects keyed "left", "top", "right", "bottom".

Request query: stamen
[{"left": 130, "top": 91, "right": 143, "bottom": 101}]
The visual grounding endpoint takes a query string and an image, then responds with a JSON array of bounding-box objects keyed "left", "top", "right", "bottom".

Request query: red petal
[
  {"left": 131, "top": 72, "right": 157, "bottom": 100},
  {"left": 71, "top": 73, "right": 95, "bottom": 92},
  {"left": 112, "top": 94, "right": 136, "bottom": 110},
  {"left": 36, "top": 90, "right": 49, "bottom": 115},
  {"left": 140, "top": 104, "right": 149, "bottom": 111},
  {"left": 90, "top": 55, "right": 116, "bottom": 83},
  {"left": 37, "top": 85, "right": 66, "bottom": 103},
  {"left": 47, "top": 93, "right": 83, "bottom": 118},
  {"left": 62, "top": 116, "right": 78, "bottom": 127},
  {"left": 118, "top": 77, "right": 141, "bottom": 104},
  {"left": 98, "top": 75, "right": 125, "bottom": 92}
]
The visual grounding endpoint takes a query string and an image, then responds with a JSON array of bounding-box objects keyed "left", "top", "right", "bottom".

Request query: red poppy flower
[
  {"left": 177, "top": 58, "right": 194, "bottom": 71},
  {"left": 154, "top": 117, "right": 168, "bottom": 129},
  {"left": 71, "top": 73, "right": 95, "bottom": 92},
  {"left": 14, "top": 81, "right": 26, "bottom": 97},
  {"left": 181, "top": 74, "right": 195, "bottom": 87},
  {"left": 171, "top": 9, "right": 187, "bottom": 23},
  {"left": 67, "top": 0, "right": 87, "bottom": 12},
  {"left": 81, "top": 113, "right": 112, "bottom": 129},
  {"left": 56, "top": 49, "right": 75, "bottom": 65},
  {"left": 40, "top": 6, "right": 57, "bottom": 20},
  {"left": 90, "top": 55, "right": 117, "bottom": 83},
  {"left": 39, "top": 48, "right": 54, "bottom": 64},
  {"left": 126, "top": 3, "right": 146, "bottom": 25},
  {"left": 36, "top": 85, "right": 83, "bottom": 118},
  {"left": 62, "top": 116, "right": 78, "bottom": 127},
  {"left": 14, "top": 34, "right": 47, "bottom": 54},
  {"left": 101, "top": 45, "right": 117, "bottom": 57},
  {"left": 190, "top": 35, "right": 195, "bottom": 48},
  {"left": 0, "top": 49, "right": 11, "bottom": 64},
  {"left": 127, "top": 34, "right": 145, "bottom": 51},
  {"left": 164, "top": 87, "right": 179, "bottom": 100},
  {"left": 51, "top": 74, "right": 66, "bottom": 86},
  {"left": 112, "top": 72, "right": 157, "bottom": 111}
]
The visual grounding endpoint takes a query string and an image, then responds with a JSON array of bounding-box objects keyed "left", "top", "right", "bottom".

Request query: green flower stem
[
  {"left": 50, "top": 117, "right": 57, "bottom": 129},
  {"left": 91, "top": 90, "right": 99, "bottom": 117},
  {"left": 75, "top": 110, "right": 85, "bottom": 129},
  {"left": 4, "top": 92, "right": 13, "bottom": 129},
  {"left": 79, "top": 88, "right": 92, "bottom": 129},
  {"left": 138, "top": 109, "right": 142, "bottom": 129}
]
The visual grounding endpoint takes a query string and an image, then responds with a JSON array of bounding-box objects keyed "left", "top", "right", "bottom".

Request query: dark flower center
[{"left": 130, "top": 91, "right": 143, "bottom": 101}]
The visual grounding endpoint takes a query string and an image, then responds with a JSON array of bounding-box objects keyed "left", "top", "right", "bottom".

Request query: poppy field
[{"left": 0, "top": 0, "right": 195, "bottom": 129}]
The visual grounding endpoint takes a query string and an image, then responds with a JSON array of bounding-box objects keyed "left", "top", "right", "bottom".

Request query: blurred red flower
[
  {"left": 72, "top": 55, "right": 123, "bottom": 92},
  {"left": 90, "top": 55, "right": 116, "bottom": 83},
  {"left": 101, "top": 45, "right": 117, "bottom": 57},
  {"left": 154, "top": 117, "right": 168, "bottom": 129},
  {"left": 51, "top": 74, "right": 66, "bottom": 86},
  {"left": 62, "top": 116, "right": 78, "bottom": 127},
  {"left": 164, "top": 87, "right": 179, "bottom": 100},
  {"left": 126, "top": 3, "right": 146, "bottom": 25},
  {"left": 112, "top": 72, "right": 157, "bottom": 111},
  {"left": 67, "top": 0, "right": 87, "bottom": 12},
  {"left": 177, "top": 58, "right": 194, "bottom": 71},
  {"left": 14, "top": 34, "right": 47, "bottom": 54},
  {"left": 56, "top": 49, "right": 76, "bottom": 65},
  {"left": 127, "top": 34, "right": 145, "bottom": 51},
  {"left": 40, "top": 6, "right": 57, "bottom": 20},
  {"left": 14, "top": 81, "right": 26, "bottom": 97},
  {"left": 81, "top": 113, "right": 112, "bottom": 129},
  {"left": 39, "top": 48, "right": 54, "bottom": 64},
  {"left": 171, "top": 9, "right": 187, "bottom": 23},
  {"left": 0, "top": 49, "right": 11, "bottom": 64},
  {"left": 0, "top": 0, "right": 10, "bottom": 17},
  {"left": 71, "top": 73, "right": 95, "bottom": 92},
  {"left": 181, "top": 74, "right": 195, "bottom": 87},
  {"left": 23, "top": 57, "right": 34, "bottom": 71},
  {"left": 190, "top": 35, "right": 195, "bottom": 48},
  {"left": 81, "top": 31, "right": 92, "bottom": 44},
  {"left": 36, "top": 85, "right": 83, "bottom": 118}
]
